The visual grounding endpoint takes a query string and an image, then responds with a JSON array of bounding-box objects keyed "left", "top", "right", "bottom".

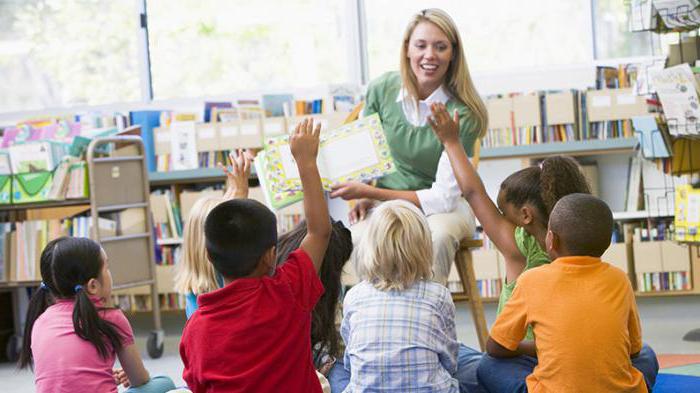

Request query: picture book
[
  {"left": 255, "top": 113, "right": 395, "bottom": 209},
  {"left": 650, "top": 63, "right": 700, "bottom": 136}
]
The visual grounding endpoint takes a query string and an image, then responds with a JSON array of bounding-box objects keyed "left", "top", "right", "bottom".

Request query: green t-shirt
[
  {"left": 363, "top": 71, "right": 479, "bottom": 190},
  {"left": 497, "top": 226, "right": 550, "bottom": 340}
]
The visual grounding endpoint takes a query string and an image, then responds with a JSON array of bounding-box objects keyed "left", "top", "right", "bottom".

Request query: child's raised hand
[
  {"left": 220, "top": 149, "right": 251, "bottom": 200},
  {"left": 428, "top": 102, "right": 460, "bottom": 145},
  {"left": 290, "top": 118, "right": 321, "bottom": 167}
]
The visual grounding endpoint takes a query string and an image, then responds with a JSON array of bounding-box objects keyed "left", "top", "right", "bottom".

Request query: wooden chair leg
[{"left": 455, "top": 247, "right": 489, "bottom": 351}]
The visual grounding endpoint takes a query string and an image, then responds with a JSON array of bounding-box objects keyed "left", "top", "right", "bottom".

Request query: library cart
[{"left": 1, "top": 135, "right": 164, "bottom": 360}]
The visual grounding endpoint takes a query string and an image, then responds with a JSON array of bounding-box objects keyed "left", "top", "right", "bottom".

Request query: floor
[{"left": 1, "top": 297, "right": 699, "bottom": 392}]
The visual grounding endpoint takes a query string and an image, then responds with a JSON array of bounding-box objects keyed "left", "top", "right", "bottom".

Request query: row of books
[
  {"left": 481, "top": 87, "right": 653, "bottom": 148},
  {"left": 637, "top": 271, "right": 692, "bottom": 292},
  {"left": 150, "top": 190, "right": 183, "bottom": 241},
  {"left": 155, "top": 150, "right": 232, "bottom": 172},
  {"left": 0, "top": 216, "right": 117, "bottom": 282},
  {"left": 155, "top": 244, "right": 180, "bottom": 266},
  {"left": 112, "top": 293, "right": 186, "bottom": 313}
]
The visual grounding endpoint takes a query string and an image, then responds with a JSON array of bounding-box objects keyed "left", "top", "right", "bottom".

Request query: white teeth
[{"left": 421, "top": 64, "right": 438, "bottom": 71}]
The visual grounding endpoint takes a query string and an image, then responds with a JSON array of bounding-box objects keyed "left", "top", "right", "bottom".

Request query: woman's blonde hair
[
  {"left": 399, "top": 8, "right": 488, "bottom": 138},
  {"left": 355, "top": 200, "right": 433, "bottom": 291},
  {"left": 174, "top": 196, "right": 223, "bottom": 295}
]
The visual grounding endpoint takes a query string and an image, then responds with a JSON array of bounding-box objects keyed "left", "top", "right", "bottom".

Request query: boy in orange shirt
[{"left": 477, "top": 194, "right": 658, "bottom": 393}]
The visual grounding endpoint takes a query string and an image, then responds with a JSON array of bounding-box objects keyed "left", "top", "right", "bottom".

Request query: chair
[{"left": 344, "top": 102, "right": 490, "bottom": 351}]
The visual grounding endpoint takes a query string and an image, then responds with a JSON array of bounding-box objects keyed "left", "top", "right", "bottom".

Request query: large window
[
  {"left": 0, "top": 0, "right": 141, "bottom": 113},
  {"left": 594, "top": 0, "right": 664, "bottom": 59},
  {"left": 364, "top": 0, "right": 593, "bottom": 80},
  {"left": 147, "top": 0, "right": 350, "bottom": 100}
]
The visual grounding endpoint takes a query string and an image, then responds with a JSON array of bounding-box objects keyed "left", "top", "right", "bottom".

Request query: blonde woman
[
  {"left": 330, "top": 200, "right": 459, "bottom": 392},
  {"left": 173, "top": 150, "right": 251, "bottom": 318},
  {"left": 330, "top": 8, "right": 486, "bottom": 285}
]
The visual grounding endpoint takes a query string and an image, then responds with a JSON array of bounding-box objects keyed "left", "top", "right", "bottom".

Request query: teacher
[{"left": 331, "top": 8, "right": 488, "bottom": 285}]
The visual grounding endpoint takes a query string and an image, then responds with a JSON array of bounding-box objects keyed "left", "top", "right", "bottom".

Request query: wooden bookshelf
[{"left": 0, "top": 199, "right": 90, "bottom": 212}]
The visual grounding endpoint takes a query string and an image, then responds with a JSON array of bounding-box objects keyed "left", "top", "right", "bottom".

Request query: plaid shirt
[{"left": 340, "top": 280, "right": 459, "bottom": 392}]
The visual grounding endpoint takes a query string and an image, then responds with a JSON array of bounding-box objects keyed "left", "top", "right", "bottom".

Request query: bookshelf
[
  {"left": 0, "top": 136, "right": 167, "bottom": 361},
  {"left": 480, "top": 138, "right": 638, "bottom": 160}
]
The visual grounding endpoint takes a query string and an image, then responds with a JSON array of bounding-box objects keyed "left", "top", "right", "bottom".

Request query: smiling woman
[{"left": 330, "top": 8, "right": 486, "bottom": 286}]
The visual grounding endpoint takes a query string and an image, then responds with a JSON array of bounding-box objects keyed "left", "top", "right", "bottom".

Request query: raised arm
[
  {"left": 219, "top": 149, "right": 251, "bottom": 200},
  {"left": 429, "top": 103, "right": 524, "bottom": 265},
  {"left": 290, "top": 118, "right": 331, "bottom": 272}
]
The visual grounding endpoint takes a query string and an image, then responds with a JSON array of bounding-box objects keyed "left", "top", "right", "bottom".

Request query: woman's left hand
[
  {"left": 429, "top": 102, "right": 460, "bottom": 145},
  {"left": 330, "top": 181, "right": 374, "bottom": 200}
]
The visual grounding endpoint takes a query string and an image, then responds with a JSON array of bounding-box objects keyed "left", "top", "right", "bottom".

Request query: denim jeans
[
  {"left": 476, "top": 343, "right": 659, "bottom": 393},
  {"left": 124, "top": 376, "right": 177, "bottom": 393},
  {"left": 328, "top": 344, "right": 488, "bottom": 393}
]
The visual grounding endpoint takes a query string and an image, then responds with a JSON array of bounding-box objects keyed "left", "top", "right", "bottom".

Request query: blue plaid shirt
[{"left": 340, "top": 280, "right": 459, "bottom": 392}]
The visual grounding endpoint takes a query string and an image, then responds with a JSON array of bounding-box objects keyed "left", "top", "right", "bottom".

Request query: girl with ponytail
[
  {"left": 435, "top": 111, "right": 592, "bottom": 331},
  {"left": 18, "top": 237, "right": 175, "bottom": 393}
]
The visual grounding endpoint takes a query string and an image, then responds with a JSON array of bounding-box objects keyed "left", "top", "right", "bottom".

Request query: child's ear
[
  {"left": 86, "top": 278, "right": 100, "bottom": 296},
  {"left": 546, "top": 229, "right": 559, "bottom": 254},
  {"left": 520, "top": 205, "right": 534, "bottom": 225}
]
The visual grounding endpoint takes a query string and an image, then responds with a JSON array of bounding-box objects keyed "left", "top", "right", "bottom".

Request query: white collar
[{"left": 395, "top": 85, "right": 450, "bottom": 104}]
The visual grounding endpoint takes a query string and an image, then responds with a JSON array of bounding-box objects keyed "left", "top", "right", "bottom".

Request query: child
[
  {"left": 174, "top": 150, "right": 251, "bottom": 318},
  {"left": 477, "top": 194, "right": 659, "bottom": 392},
  {"left": 275, "top": 219, "right": 353, "bottom": 373},
  {"left": 330, "top": 200, "right": 460, "bottom": 392},
  {"left": 18, "top": 237, "right": 175, "bottom": 393},
  {"left": 179, "top": 118, "right": 332, "bottom": 393},
  {"left": 429, "top": 103, "right": 591, "bottom": 325}
]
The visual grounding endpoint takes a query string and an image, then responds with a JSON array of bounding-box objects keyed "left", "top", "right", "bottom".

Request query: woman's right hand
[{"left": 349, "top": 198, "right": 376, "bottom": 224}]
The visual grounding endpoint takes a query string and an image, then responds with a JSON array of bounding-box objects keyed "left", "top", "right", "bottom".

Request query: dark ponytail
[
  {"left": 18, "top": 283, "right": 53, "bottom": 369},
  {"left": 18, "top": 237, "right": 123, "bottom": 369},
  {"left": 276, "top": 220, "right": 353, "bottom": 366},
  {"left": 500, "top": 155, "right": 591, "bottom": 222}
]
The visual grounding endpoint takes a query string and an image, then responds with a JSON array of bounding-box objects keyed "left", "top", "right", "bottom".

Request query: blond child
[
  {"left": 329, "top": 200, "right": 460, "bottom": 392},
  {"left": 173, "top": 150, "right": 250, "bottom": 318}
]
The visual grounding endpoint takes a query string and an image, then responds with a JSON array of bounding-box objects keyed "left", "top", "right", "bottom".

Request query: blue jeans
[
  {"left": 328, "top": 358, "right": 350, "bottom": 393},
  {"left": 455, "top": 344, "right": 487, "bottom": 393},
  {"left": 125, "top": 376, "right": 177, "bottom": 393},
  {"left": 476, "top": 344, "right": 659, "bottom": 393},
  {"left": 328, "top": 345, "right": 487, "bottom": 393}
]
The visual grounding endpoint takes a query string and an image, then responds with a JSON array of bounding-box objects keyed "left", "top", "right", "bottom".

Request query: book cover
[{"left": 257, "top": 113, "right": 395, "bottom": 210}]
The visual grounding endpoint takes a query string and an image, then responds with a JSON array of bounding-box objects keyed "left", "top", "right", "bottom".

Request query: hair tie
[
  {"left": 39, "top": 282, "right": 48, "bottom": 291},
  {"left": 74, "top": 285, "right": 84, "bottom": 293}
]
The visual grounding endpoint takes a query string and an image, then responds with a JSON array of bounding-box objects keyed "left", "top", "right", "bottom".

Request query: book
[
  {"left": 255, "top": 113, "right": 395, "bottom": 209},
  {"left": 262, "top": 94, "right": 294, "bottom": 117},
  {"left": 650, "top": 63, "right": 700, "bottom": 136}
]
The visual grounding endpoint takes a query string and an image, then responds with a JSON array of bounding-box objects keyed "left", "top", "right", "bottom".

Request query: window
[
  {"left": 0, "top": 0, "right": 141, "bottom": 113},
  {"left": 147, "top": 0, "right": 351, "bottom": 100},
  {"left": 364, "top": 0, "right": 593, "bottom": 80},
  {"left": 593, "top": 0, "right": 664, "bottom": 59}
]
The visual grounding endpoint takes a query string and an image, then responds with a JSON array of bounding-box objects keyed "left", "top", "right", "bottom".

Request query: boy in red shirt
[{"left": 179, "top": 119, "right": 331, "bottom": 393}]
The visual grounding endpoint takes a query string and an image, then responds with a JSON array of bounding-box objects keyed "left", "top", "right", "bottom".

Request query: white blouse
[{"left": 395, "top": 85, "right": 463, "bottom": 216}]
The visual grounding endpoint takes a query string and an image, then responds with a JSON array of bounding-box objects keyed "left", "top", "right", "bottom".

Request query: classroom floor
[{"left": 1, "top": 297, "right": 699, "bottom": 392}]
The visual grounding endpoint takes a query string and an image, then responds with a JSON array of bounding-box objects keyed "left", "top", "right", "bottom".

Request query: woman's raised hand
[{"left": 428, "top": 102, "right": 460, "bottom": 145}]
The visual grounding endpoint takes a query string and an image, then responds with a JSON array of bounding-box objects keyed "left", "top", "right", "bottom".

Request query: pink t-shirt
[{"left": 32, "top": 299, "right": 135, "bottom": 393}]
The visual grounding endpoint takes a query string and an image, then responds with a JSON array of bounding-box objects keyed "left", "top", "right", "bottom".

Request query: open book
[{"left": 255, "top": 113, "right": 395, "bottom": 209}]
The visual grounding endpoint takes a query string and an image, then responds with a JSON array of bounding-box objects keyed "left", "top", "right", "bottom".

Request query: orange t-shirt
[{"left": 490, "top": 256, "right": 647, "bottom": 393}]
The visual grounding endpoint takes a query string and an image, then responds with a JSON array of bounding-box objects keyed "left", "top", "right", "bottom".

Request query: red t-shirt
[{"left": 180, "top": 249, "right": 324, "bottom": 393}]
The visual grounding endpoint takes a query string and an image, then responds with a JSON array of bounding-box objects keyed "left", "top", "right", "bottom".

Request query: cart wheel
[
  {"left": 6, "top": 335, "right": 20, "bottom": 362},
  {"left": 147, "top": 331, "right": 164, "bottom": 359}
]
